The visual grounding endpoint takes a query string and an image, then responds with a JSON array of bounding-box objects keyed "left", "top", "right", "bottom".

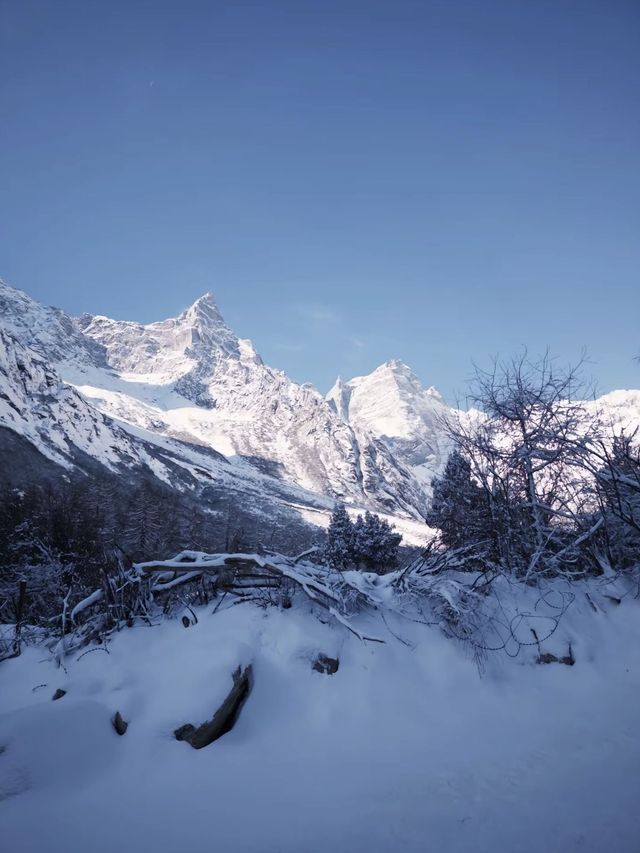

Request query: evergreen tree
[
  {"left": 426, "top": 450, "right": 489, "bottom": 550},
  {"left": 351, "top": 511, "right": 402, "bottom": 573},
  {"left": 323, "top": 502, "right": 354, "bottom": 568}
]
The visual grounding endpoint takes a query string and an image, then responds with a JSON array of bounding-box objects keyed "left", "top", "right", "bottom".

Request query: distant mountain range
[{"left": 1, "top": 279, "right": 639, "bottom": 543}]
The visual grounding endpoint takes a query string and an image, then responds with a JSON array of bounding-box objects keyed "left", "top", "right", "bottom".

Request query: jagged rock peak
[
  {"left": 192, "top": 290, "right": 216, "bottom": 306},
  {"left": 372, "top": 359, "right": 421, "bottom": 383},
  {"left": 371, "top": 360, "right": 445, "bottom": 400},
  {"left": 330, "top": 359, "right": 443, "bottom": 399},
  {"left": 380, "top": 358, "right": 412, "bottom": 371},
  {"left": 180, "top": 292, "right": 226, "bottom": 326},
  {"left": 75, "top": 290, "right": 247, "bottom": 380}
]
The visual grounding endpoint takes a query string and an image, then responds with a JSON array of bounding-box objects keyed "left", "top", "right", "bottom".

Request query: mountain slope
[
  {"left": 0, "top": 328, "right": 160, "bottom": 475},
  {"left": 0, "top": 282, "right": 105, "bottom": 369}
]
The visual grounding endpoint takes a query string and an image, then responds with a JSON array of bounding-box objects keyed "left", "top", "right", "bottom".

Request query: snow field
[{"left": 1, "top": 588, "right": 640, "bottom": 853}]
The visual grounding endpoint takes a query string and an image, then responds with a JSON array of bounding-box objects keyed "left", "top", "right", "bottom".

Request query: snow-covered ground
[{"left": 1, "top": 586, "right": 639, "bottom": 853}]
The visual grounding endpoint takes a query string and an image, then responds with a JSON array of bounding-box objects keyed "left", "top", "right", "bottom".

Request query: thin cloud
[{"left": 295, "top": 303, "right": 342, "bottom": 325}]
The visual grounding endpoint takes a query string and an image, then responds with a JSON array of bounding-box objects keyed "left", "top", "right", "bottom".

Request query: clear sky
[{"left": 1, "top": 0, "right": 639, "bottom": 400}]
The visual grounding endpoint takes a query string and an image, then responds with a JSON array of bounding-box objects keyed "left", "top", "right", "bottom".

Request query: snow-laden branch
[
  {"left": 55, "top": 543, "right": 614, "bottom": 671},
  {"left": 70, "top": 589, "right": 103, "bottom": 622},
  {"left": 62, "top": 550, "right": 386, "bottom": 646}
]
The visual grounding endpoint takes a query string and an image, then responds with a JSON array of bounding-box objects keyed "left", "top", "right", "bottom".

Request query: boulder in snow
[
  {"left": 312, "top": 654, "right": 339, "bottom": 675},
  {"left": 112, "top": 711, "right": 128, "bottom": 736}
]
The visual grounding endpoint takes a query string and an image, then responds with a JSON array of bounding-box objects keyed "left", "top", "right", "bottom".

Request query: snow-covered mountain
[
  {"left": 0, "top": 328, "right": 158, "bottom": 475},
  {"left": 0, "top": 281, "right": 105, "bottom": 370},
  {"left": 326, "top": 360, "right": 452, "bottom": 492},
  {"left": 69, "top": 290, "right": 427, "bottom": 518},
  {"left": 0, "top": 281, "right": 432, "bottom": 528},
  {"left": 2, "top": 278, "right": 639, "bottom": 535}
]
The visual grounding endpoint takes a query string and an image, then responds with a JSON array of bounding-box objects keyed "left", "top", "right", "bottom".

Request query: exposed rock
[
  {"left": 112, "top": 711, "right": 128, "bottom": 736},
  {"left": 174, "top": 664, "right": 253, "bottom": 749},
  {"left": 52, "top": 688, "right": 67, "bottom": 700},
  {"left": 312, "top": 654, "right": 339, "bottom": 675},
  {"left": 537, "top": 646, "right": 575, "bottom": 666}
]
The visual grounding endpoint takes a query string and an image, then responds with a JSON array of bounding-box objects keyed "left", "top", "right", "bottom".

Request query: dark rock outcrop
[{"left": 312, "top": 654, "right": 339, "bottom": 675}]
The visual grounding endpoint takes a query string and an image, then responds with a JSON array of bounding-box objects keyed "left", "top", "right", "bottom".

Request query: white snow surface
[{"left": 1, "top": 586, "right": 640, "bottom": 853}]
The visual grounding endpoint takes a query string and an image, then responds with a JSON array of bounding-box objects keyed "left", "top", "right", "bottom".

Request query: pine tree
[
  {"left": 351, "top": 511, "right": 402, "bottom": 573},
  {"left": 426, "top": 450, "right": 489, "bottom": 551},
  {"left": 323, "top": 502, "right": 354, "bottom": 568}
]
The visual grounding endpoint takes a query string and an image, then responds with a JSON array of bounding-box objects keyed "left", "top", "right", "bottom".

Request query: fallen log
[{"left": 174, "top": 664, "right": 253, "bottom": 749}]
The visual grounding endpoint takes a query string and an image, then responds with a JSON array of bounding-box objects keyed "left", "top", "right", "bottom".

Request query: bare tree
[
  {"left": 579, "top": 427, "right": 640, "bottom": 573},
  {"left": 439, "top": 349, "right": 601, "bottom": 579}
]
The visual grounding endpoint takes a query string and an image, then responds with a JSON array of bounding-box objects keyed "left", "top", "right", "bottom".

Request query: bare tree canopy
[{"left": 433, "top": 350, "right": 608, "bottom": 580}]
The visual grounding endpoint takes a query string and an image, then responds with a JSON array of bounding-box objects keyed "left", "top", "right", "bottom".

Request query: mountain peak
[
  {"left": 191, "top": 291, "right": 216, "bottom": 308},
  {"left": 182, "top": 292, "right": 224, "bottom": 325},
  {"left": 176, "top": 293, "right": 240, "bottom": 353},
  {"left": 378, "top": 359, "right": 413, "bottom": 375}
]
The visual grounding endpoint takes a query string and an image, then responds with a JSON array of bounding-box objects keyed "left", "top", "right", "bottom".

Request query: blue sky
[{"left": 1, "top": 0, "right": 638, "bottom": 399}]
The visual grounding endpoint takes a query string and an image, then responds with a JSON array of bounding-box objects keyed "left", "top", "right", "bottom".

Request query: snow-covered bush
[
  {"left": 323, "top": 503, "right": 402, "bottom": 573},
  {"left": 351, "top": 511, "right": 402, "bottom": 573},
  {"left": 592, "top": 431, "right": 640, "bottom": 571}
]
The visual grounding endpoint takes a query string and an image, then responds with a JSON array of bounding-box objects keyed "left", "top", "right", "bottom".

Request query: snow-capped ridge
[
  {"left": 76, "top": 292, "right": 243, "bottom": 383},
  {"left": 3, "top": 277, "right": 639, "bottom": 527},
  {"left": 332, "top": 359, "right": 445, "bottom": 404},
  {"left": 0, "top": 279, "right": 106, "bottom": 368},
  {"left": 64, "top": 292, "right": 431, "bottom": 517}
]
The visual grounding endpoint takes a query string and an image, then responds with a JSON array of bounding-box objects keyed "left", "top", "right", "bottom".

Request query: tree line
[{"left": 0, "top": 470, "right": 259, "bottom": 635}]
